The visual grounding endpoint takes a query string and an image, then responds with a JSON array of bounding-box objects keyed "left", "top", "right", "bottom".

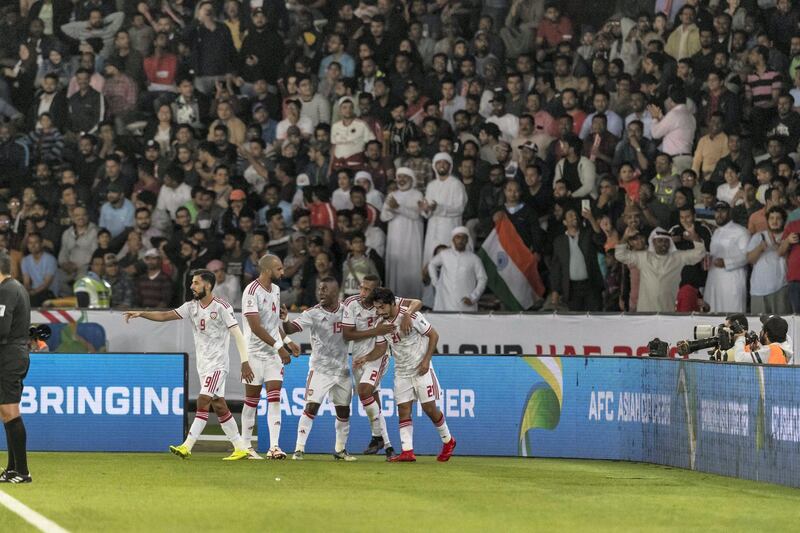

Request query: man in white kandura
[
  {"left": 342, "top": 275, "right": 422, "bottom": 458},
  {"left": 240, "top": 255, "right": 301, "bottom": 460},
  {"left": 422, "top": 152, "right": 467, "bottom": 263},
  {"left": 124, "top": 269, "right": 251, "bottom": 460},
  {"left": 381, "top": 167, "right": 424, "bottom": 298},
  {"left": 355, "top": 288, "right": 456, "bottom": 463},
  {"left": 428, "top": 226, "right": 487, "bottom": 311},
  {"left": 705, "top": 201, "right": 750, "bottom": 313},
  {"left": 282, "top": 277, "right": 356, "bottom": 461}
]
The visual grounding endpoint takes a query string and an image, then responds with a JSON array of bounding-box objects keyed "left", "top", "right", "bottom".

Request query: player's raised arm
[
  {"left": 353, "top": 338, "right": 388, "bottom": 368},
  {"left": 123, "top": 310, "right": 182, "bottom": 323}
]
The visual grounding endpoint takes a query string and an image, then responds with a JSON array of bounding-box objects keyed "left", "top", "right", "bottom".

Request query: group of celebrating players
[{"left": 123, "top": 254, "right": 456, "bottom": 463}]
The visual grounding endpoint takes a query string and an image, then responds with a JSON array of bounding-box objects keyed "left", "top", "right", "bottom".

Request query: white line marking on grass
[{"left": 0, "top": 490, "right": 70, "bottom": 533}]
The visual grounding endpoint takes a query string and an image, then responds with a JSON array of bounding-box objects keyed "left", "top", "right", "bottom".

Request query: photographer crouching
[
  {"left": 676, "top": 313, "right": 753, "bottom": 361},
  {"left": 733, "top": 315, "right": 793, "bottom": 365}
]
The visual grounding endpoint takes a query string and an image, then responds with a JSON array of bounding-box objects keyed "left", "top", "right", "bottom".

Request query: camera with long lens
[
  {"left": 29, "top": 324, "right": 51, "bottom": 342},
  {"left": 647, "top": 338, "right": 669, "bottom": 357},
  {"left": 676, "top": 323, "right": 756, "bottom": 359}
]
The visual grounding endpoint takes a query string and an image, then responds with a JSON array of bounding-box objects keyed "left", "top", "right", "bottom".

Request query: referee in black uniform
[{"left": 0, "top": 250, "right": 32, "bottom": 483}]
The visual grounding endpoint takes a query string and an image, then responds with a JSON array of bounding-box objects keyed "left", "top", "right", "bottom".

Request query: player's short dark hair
[
  {"left": 319, "top": 276, "right": 338, "bottom": 286},
  {"left": 0, "top": 249, "right": 10, "bottom": 276},
  {"left": 191, "top": 269, "right": 216, "bottom": 289},
  {"left": 363, "top": 274, "right": 380, "bottom": 284},
  {"left": 372, "top": 287, "right": 395, "bottom": 305}
]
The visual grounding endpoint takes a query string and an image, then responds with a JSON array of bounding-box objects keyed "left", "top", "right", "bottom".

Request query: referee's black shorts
[{"left": 0, "top": 344, "right": 29, "bottom": 404}]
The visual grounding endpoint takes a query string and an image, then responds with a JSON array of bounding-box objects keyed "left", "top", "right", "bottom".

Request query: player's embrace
[
  {"left": 342, "top": 275, "right": 422, "bottom": 458},
  {"left": 282, "top": 277, "right": 356, "bottom": 461},
  {"left": 241, "top": 255, "right": 300, "bottom": 460},
  {"left": 354, "top": 288, "right": 456, "bottom": 462},
  {"left": 124, "top": 269, "right": 252, "bottom": 460}
]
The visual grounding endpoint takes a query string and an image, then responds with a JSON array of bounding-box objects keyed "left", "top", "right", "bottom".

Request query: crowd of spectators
[{"left": 4, "top": 0, "right": 800, "bottom": 314}]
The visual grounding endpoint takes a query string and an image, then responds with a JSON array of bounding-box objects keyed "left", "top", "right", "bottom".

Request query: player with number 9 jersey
[
  {"left": 174, "top": 297, "right": 239, "bottom": 393},
  {"left": 124, "top": 269, "right": 252, "bottom": 461}
]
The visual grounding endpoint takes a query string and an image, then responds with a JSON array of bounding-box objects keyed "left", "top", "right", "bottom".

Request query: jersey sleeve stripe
[
  {"left": 422, "top": 325, "right": 432, "bottom": 335},
  {"left": 376, "top": 338, "right": 387, "bottom": 344},
  {"left": 214, "top": 297, "right": 232, "bottom": 309},
  {"left": 290, "top": 320, "right": 303, "bottom": 331},
  {"left": 243, "top": 312, "right": 259, "bottom": 316},
  {"left": 173, "top": 309, "right": 182, "bottom": 319}
]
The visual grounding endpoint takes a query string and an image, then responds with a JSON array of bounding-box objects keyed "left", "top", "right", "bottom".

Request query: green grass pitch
[{"left": 2, "top": 453, "right": 800, "bottom": 532}]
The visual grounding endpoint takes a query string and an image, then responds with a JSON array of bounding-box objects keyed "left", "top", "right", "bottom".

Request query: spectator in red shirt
[
  {"left": 536, "top": 2, "right": 574, "bottom": 51},
  {"left": 780, "top": 216, "right": 800, "bottom": 312},
  {"left": 143, "top": 32, "right": 177, "bottom": 106},
  {"left": 309, "top": 185, "right": 337, "bottom": 230}
]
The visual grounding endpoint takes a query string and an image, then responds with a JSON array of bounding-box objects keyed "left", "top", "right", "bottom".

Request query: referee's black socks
[{"left": 4, "top": 417, "right": 27, "bottom": 475}]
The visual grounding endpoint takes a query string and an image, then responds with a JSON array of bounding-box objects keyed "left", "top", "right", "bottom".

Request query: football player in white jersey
[
  {"left": 124, "top": 270, "right": 253, "bottom": 461},
  {"left": 342, "top": 275, "right": 422, "bottom": 458},
  {"left": 282, "top": 277, "right": 356, "bottom": 461},
  {"left": 241, "top": 255, "right": 301, "bottom": 460},
  {"left": 354, "top": 287, "right": 456, "bottom": 462}
]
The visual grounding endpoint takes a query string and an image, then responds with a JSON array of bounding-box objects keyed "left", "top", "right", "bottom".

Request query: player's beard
[{"left": 192, "top": 288, "right": 207, "bottom": 300}]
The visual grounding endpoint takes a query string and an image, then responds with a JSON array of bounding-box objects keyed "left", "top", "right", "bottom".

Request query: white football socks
[
  {"left": 267, "top": 391, "right": 282, "bottom": 449},
  {"left": 399, "top": 418, "right": 413, "bottom": 451},
  {"left": 183, "top": 410, "right": 209, "bottom": 451},
  {"left": 295, "top": 411, "right": 315, "bottom": 452},
  {"left": 335, "top": 417, "right": 350, "bottom": 453},
  {"left": 434, "top": 414, "right": 452, "bottom": 443},
  {"left": 241, "top": 396, "right": 259, "bottom": 448},
  {"left": 219, "top": 412, "right": 246, "bottom": 450}
]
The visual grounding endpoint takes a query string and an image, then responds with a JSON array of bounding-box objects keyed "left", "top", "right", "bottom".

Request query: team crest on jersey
[{"left": 210, "top": 312, "right": 218, "bottom": 319}]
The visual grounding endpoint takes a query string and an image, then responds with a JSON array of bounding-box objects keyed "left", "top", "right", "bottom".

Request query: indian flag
[{"left": 478, "top": 216, "right": 545, "bottom": 311}]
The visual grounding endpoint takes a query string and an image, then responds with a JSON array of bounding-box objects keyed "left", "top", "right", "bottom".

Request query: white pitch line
[{"left": 0, "top": 489, "right": 70, "bottom": 533}]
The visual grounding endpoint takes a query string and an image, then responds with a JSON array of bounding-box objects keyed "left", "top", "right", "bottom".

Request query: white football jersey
[
  {"left": 241, "top": 279, "right": 282, "bottom": 360},
  {"left": 342, "top": 295, "right": 407, "bottom": 358},
  {"left": 291, "top": 303, "right": 350, "bottom": 377},
  {"left": 379, "top": 310, "right": 432, "bottom": 378},
  {"left": 174, "top": 297, "right": 238, "bottom": 376}
]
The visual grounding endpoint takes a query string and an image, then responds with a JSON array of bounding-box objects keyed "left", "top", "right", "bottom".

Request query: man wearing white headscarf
[
  {"left": 615, "top": 226, "right": 707, "bottom": 312},
  {"left": 422, "top": 152, "right": 467, "bottom": 263},
  {"left": 381, "top": 168, "right": 424, "bottom": 298},
  {"left": 354, "top": 171, "right": 385, "bottom": 210},
  {"left": 428, "top": 226, "right": 487, "bottom": 311}
]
